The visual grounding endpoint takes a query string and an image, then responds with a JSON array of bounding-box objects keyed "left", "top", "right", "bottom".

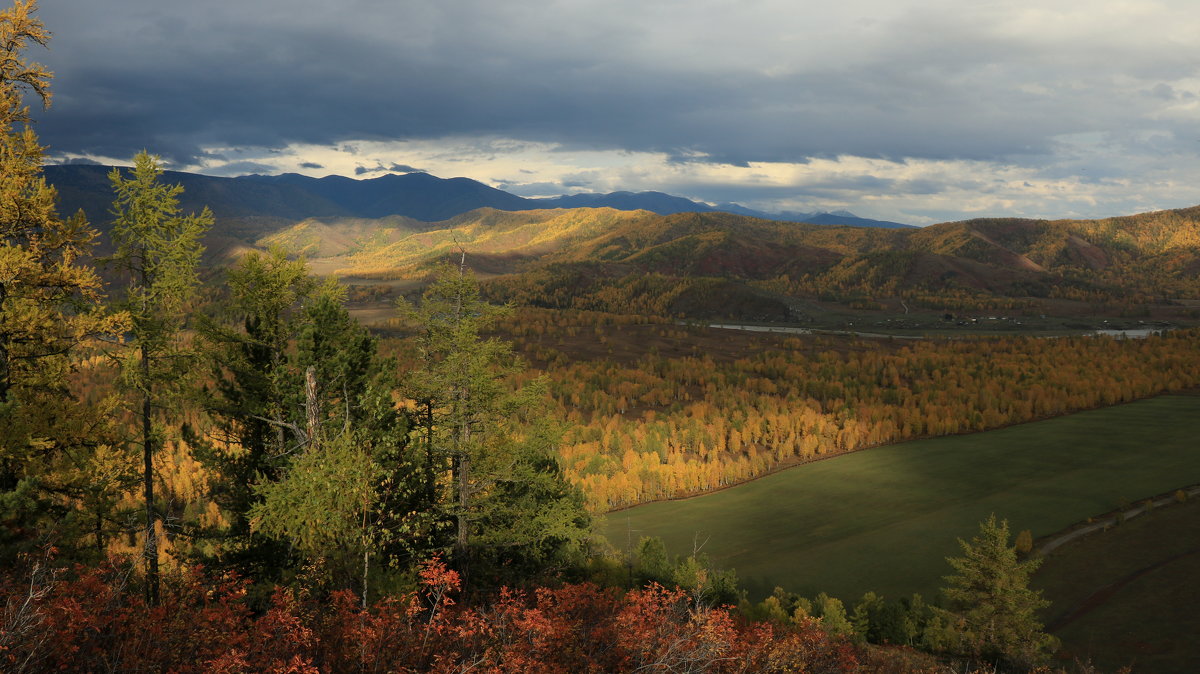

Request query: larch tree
[
  {"left": 399, "top": 262, "right": 590, "bottom": 586},
  {"left": 107, "top": 151, "right": 211, "bottom": 604},
  {"left": 936, "top": 514, "right": 1058, "bottom": 669},
  {"left": 0, "top": 0, "right": 126, "bottom": 563}
]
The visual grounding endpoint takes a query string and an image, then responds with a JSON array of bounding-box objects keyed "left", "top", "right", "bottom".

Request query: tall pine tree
[
  {"left": 108, "top": 150, "right": 211, "bottom": 604},
  {"left": 399, "top": 262, "right": 590, "bottom": 587}
]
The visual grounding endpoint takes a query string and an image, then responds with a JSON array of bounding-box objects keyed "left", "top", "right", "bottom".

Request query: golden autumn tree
[{"left": 0, "top": 0, "right": 126, "bottom": 562}]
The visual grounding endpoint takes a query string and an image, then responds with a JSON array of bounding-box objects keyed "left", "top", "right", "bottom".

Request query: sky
[{"left": 30, "top": 0, "right": 1200, "bottom": 225}]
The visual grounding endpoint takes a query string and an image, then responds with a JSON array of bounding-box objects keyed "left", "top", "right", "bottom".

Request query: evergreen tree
[
  {"left": 191, "top": 248, "right": 318, "bottom": 580},
  {"left": 399, "top": 262, "right": 591, "bottom": 586},
  {"left": 937, "top": 515, "right": 1058, "bottom": 669},
  {"left": 108, "top": 151, "right": 212, "bottom": 604},
  {"left": 196, "top": 251, "right": 409, "bottom": 597},
  {"left": 0, "top": 0, "right": 126, "bottom": 563}
]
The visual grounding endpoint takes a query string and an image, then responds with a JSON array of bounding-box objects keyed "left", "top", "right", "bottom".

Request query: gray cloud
[
  {"left": 32, "top": 2, "right": 1196, "bottom": 162},
  {"left": 355, "top": 162, "right": 426, "bottom": 175},
  {"left": 24, "top": 1, "right": 1200, "bottom": 221},
  {"left": 499, "top": 180, "right": 573, "bottom": 196},
  {"left": 204, "top": 160, "right": 278, "bottom": 176}
]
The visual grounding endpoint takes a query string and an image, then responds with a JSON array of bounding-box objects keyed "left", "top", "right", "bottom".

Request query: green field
[
  {"left": 1035, "top": 497, "right": 1200, "bottom": 673},
  {"left": 600, "top": 394, "right": 1200, "bottom": 601}
]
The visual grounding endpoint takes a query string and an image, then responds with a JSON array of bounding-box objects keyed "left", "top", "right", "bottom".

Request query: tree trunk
[
  {"left": 95, "top": 511, "right": 105, "bottom": 557},
  {"left": 456, "top": 452, "right": 470, "bottom": 554},
  {"left": 422, "top": 401, "right": 435, "bottom": 504},
  {"left": 141, "top": 343, "right": 159, "bottom": 605},
  {"left": 362, "top": 508, "right": 370, "bottom": 609},
  {"left": 0, "top": 281, "right": 9, "bottom": 403},
  {"left": 305, "top": 366, "right": 319, "bottom": 451}
]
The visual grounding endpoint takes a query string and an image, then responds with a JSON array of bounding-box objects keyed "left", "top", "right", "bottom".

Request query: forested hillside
[
  {"left": 241, "top": 204, "right": 1200, "bottom": 321},
  {"left": 4, "top": 2, "right": 1194, "bottom": 671}
]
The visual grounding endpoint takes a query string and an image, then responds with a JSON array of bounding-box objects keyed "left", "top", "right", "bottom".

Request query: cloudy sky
[{"left": 31, "top": 0, "right": 1200, "bottom": 225}]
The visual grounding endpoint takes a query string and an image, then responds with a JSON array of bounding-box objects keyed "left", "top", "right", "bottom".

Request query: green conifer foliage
[
  {"left": 108, "top": 150, "right": 212, "bottom": 604},
  {"left": 938, "top": 514, "right": 1058, "bottom": 669},
  {"left": 399, "top": 262, "right": 591, "bottom": 585},
  {"left": 191, "top": 248, "right": 318, "bottom": 579},
  {"left": 196, "top": 250, "right": 408, "bottom": 599}
]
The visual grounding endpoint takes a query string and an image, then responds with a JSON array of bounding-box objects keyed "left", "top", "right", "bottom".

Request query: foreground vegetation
[
  {"left": 0, "top": 555, "right": 864, "bottom": 673},
  {"left": 604, "top": 394, "right": 1200, "bottom": 600}
]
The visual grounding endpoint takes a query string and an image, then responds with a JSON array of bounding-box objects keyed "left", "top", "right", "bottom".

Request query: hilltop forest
[{"left": 3, "top": 2, "right": 1199, "bottom": 672}]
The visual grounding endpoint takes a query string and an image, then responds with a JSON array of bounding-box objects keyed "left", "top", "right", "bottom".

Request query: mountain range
[
  {"left": 43, "top": 162, "right": 1200, "bottom": 323},
  {"left": 249, "top": 199, "right": 1200, "bottom": 320},
  {"left": 44, "top": 164, "right": 913, "bottom": 232}
]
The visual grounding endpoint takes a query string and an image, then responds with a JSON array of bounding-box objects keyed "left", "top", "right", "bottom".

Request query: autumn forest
[{"left": 3, "top": 2, "right": 1200, "bottom": 672}]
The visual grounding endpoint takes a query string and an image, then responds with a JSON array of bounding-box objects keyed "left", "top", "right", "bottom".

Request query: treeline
[
  {"left": 752, "top": 275, "right": 1041, "bottom": 313},
  {"left": 525, "top": 327, "right": 1200, "bottom": 508}
]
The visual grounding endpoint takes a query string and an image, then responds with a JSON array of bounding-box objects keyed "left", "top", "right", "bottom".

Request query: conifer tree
[
  {"left": 937, "top": 515, "right": 1058, "bottom": 669},
  {"left": 108, "top": 151, "right": 212, "bottom": 604},
  {"left": 399, "top": 262, "right": 590, "bottom": 585},
  {"left": 400, "top": 263, "right": 517, "bottom": 561},
  {"left": 0, "top": 0, "right": 126, "bottom": 562},
  {"left": 191, "top": 248, "right": 318, "bottom": 579},
  {"left": 200, "top": 255, "right": 408, "bottom": 599}
]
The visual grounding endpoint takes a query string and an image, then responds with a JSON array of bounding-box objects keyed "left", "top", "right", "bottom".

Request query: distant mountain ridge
[
  {"left": 44, "top": 164, "right": 913, "bottom": 230},
  {"left": 39, "top": 162, "right": 1200, "bottom": 321},
  {"left": 712, "top": 202, "right": 912, "bottom": 229}
]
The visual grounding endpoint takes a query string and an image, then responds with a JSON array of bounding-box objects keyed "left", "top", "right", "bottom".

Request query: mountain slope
[
  {"left": 45, "top": 164, "right": 911, "bottom": 230},
  {"left": 294, "top": 204, "right": 1200, "bottom": 318}
]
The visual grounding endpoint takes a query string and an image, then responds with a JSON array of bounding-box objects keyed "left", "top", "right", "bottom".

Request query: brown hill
[{"left": 213, "top": 204, "right": 1200, "bottom": 319}]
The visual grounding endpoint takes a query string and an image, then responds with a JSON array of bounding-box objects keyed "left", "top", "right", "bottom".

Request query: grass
[
  {"left": 600, "top": 394, "right": 1200, "bottom": 602},
  {"left": 1034, "top": 497, "right": 1200, "bottom": 674}
]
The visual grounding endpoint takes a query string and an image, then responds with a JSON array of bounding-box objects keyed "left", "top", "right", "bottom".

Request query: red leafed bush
[{"left": 1, "top": 556, "right": 862, "bottom": 673}]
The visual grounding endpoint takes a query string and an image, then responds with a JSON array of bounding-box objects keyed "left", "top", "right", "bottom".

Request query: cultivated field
[{"left": 601, "top": 394, "right": 1200, "bottom": 601}]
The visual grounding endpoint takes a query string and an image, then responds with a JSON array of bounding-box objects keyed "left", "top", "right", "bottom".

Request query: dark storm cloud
[
  {"left": 26, "top": 0, "right": 1200, "bottom": 228},
  {"left": 299, "top": 161, "right": 324, "bottom": 169}
]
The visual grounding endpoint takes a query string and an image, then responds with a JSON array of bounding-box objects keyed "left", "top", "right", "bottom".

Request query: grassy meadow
[
  {"left": 1034, "top": 496, "right": 1200, "bottom": 673},
  {"left": 600, "top": 394, "right": 1200, "bottom": 601}
]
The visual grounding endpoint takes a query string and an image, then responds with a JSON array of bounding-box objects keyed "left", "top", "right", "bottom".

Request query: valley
[
  {"left": 599, "top": 394, "right": 1200, "bottom": 602},
  {"left": 1035, "top": 489, "right": 1200, "bottom": 674}
]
